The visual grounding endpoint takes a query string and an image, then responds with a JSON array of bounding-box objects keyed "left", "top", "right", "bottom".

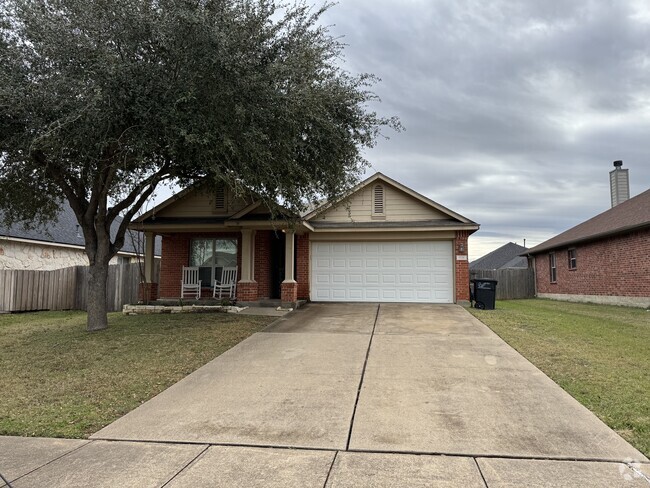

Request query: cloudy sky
[{"left": 318, "top": 0, "right": 650, "bottom": 260}]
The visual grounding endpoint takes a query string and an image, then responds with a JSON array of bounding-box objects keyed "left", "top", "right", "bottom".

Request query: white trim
[
  {"left": 310, "top": 225, "right": 478, "bottom": 233},
  {"left": 229, "top": 200, "right": 263, "bottom": 219}
]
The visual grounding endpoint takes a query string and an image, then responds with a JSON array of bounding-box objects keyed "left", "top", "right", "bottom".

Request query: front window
[
  {"left": 568, "top": 248, "right": 577, "bottom": 270},
  {"left": 549, "top": 252, "right": 557, "bottom": 283},
  {"left": 190, "top": 238, "right": 237, "bottom": 286}
]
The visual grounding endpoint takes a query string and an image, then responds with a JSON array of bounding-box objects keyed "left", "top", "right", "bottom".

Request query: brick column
[
  {"left": 237, "top": 281, "right": 259, "bottom": 302},
  {"left": 281, "top": 230, "right": 297, "bottom": 307},
  {"left": 455, "top": 230, "right": 470, "bottom": 304},
  {"left": 296, "top": 234, "right": 310, "bottom": 300},
  {"left": 281, "top": 281, "right": 298, "bottom": 307},
  {"left": 139, "top": 282, "right": 158, "bottom": 303}
]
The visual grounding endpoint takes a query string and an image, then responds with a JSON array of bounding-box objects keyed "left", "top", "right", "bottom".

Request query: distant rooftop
[
  {"left": 470, "top": 242, "right": 528, "bottom": 270},
  {"left": 0, "top": 202, "right": 161, "bottom": 256}
]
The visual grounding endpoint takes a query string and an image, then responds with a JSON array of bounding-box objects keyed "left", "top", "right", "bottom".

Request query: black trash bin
[{"left": 471, "top": 279, "right": 498, "bottom": 310}]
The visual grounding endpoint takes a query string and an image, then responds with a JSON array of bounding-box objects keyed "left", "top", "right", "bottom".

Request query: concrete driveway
[{"left": 4, "top": 304, "right": 648, "bottom": 487}]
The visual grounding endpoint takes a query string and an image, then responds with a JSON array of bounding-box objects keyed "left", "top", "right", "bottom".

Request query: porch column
[
  {"left": 144, "top": 232, "right": 155, "bottom": 282},
  {"left": 139, "top": 231, "right": 158, "bottom": 302},
  {"left": 238, "top": 229, "right": 258, "bottom": 302},
  {"left": 281, "top": 229, "right": 298, "bottom": 306}
]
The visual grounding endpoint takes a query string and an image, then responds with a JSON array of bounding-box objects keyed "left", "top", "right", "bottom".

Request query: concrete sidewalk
[{"left": 2, "top": 303, "right": 648, "bottom": 487}]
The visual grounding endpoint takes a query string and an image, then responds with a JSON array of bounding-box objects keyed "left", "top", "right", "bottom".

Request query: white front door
[{"left": 310, "top": 241, "right": 454, "bottom": 303}]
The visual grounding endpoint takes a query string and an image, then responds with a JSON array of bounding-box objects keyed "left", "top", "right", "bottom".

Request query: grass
[
  {"left": 469, "top": 299, "right": 650, "bottom": 457},
  {"left": 0, "top": 311, "right": 274, "bottom": 439}
]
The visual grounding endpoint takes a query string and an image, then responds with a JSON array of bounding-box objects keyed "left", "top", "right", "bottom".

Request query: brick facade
[
  {"left": 534, "top": 228, "right": 650, "bottom": 298},
  {"left": 254, "top": 231, "right": 272, "bottom": 299},
  {"left": 455, "top": 230, "right": 470, "bottom": 302},
  {"left": 157, "top": 229, "right": 311, "bottom": 302},
  {"left": 296, "top": 234, "right": 310, "bottom": 300},
  {"left": 156, "top": 228, "right": 474, "bottom": 304},
  {"left": 159, "top": 232, "right": 242, "bottom": 299}
]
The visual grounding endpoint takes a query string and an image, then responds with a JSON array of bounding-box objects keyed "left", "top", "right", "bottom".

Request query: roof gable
[
  {"left": 305, "top": 172, "right": 477, "bottom": 225},
  {"left": 134, "top": 184, "right": 256, "bottom": 222},
  {"left": 528, "top": 188, "right": 650, "bottom": 254}
]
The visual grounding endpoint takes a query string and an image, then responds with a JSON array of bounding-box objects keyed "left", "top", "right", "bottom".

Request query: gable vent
[
  {"left": 373, "top": 184, "right": 385, "bottom": 214},
  {"left": 214, "top": 185, "right": 226, "bottom": 210}
]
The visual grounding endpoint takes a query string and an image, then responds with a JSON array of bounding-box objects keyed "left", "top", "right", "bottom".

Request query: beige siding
[
  {"left": 157, "top": 187, "right": 251, "bottom": 218},
  {"left": 316, "top": 185, "right": 449, "bottom": 223}
]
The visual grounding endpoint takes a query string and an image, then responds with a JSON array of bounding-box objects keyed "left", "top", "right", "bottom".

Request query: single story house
[
  {"left": 130, "top": 172, "right": 480, "bottom": 306},
  {"left": 526, "top": 187, "right": 650, "bottom": 308},
  {"left": 0, "top": 203, "right": 161, "bottom": 271},
  {"left": 470, "top": 242, "right": 528, "bottom": 271}
]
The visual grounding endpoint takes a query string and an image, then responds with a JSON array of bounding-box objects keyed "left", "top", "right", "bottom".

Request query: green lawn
[
  {"left": 469, "top": 299, "right": 650, "bottom": 457},
  {"left": 0, "top": 311, "right": 274, "bottom": 439}
]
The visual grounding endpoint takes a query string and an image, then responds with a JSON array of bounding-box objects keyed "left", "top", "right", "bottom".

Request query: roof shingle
[
  {"left": 470, "top": 242, "right": 528, "bottom": 270},
  {"left": 0, "top": 202, "right": 161, "bottom": 256},
  {"left": 527, "top": 188, "right": 650, "bottom": 255}
]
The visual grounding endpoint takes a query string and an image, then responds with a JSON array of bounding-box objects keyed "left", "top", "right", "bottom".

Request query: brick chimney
[{"left": 609, "top": 160, "right": 629, "bottom": 207}]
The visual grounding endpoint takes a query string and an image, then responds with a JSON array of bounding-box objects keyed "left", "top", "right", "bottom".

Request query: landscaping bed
[
  {"left": 469, "top": 299, "right": 650, "bottom": 457},
  {"left": 0, "top": 311, "right": 275, "bottom": 438}
]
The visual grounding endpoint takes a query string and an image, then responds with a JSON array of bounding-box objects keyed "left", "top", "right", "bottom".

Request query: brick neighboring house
[
  {"left": 526, "top": 188, "right": 650, "bottom": 308},
  {"left": 130, "top": 172, "right": 480, "bottom": 306}
]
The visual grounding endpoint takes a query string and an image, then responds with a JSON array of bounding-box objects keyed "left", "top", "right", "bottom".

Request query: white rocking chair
[
  {"left": 180, "top": 266, "right": 202, "bottom": 299},
  {"left": 213, "top": 266, "right": 238, "bottom": 299}
]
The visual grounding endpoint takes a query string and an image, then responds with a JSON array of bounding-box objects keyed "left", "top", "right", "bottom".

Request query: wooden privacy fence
[
  {"left": 0, "top": 262, "right": 160, "bottom": 313},
  {"left": 470, "top": 268, "right": 535, "bottom": 300}
]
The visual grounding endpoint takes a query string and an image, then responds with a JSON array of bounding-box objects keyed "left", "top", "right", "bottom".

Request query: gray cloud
[{"left": 320, "top": 0, "right": 650, "bottom": 258}]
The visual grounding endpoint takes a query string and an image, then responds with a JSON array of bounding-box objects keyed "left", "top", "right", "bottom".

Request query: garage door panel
[
  {"left": 366, "top": 274, "right": 380, "bottom": 284},
  {"left": 365, "top": 258, "right": 380, "bottom": 268},
  {"left": 349, "top": 259, "right": 363, "bottom": 268},
  {"left": 382, "top": 274, "right": 397, "bottom": 284},
  {"left": 311, "top": 240, "right": 453, "bottom": 303}
]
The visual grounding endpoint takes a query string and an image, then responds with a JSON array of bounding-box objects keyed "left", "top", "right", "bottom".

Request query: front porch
[{"left": 139, "top": 228, "right": 310, "bottom": 308}]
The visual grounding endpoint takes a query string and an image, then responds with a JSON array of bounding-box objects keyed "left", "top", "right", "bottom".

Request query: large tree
[{"left": 0, "top": 0, "right": 399, "bottom": 331}]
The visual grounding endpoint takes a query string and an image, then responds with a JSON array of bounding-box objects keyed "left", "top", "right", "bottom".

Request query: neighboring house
[
  {"left": 526, "top": 187, "right": 650, "bottom": 308},
  {"left": 0, "top": 203, "right": 161, "bottom": 271},
  {"left": 130, "top": 172, "right": 480, "bottom": 306},
  {"left": 470, "top": 242, "right": 529, "bottom": 271}
]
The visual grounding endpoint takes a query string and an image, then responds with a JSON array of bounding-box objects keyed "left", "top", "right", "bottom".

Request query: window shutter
[
  {"left": 373, "top": 184, "right": 384, "bottom": 214},
  {"left": 214, "top": 186, "right": 226, "bottom": 210}
]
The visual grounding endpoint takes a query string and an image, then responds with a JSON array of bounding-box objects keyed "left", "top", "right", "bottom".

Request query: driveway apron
[
  {"left": 92, "top": 303, "right": 375, "bottom": 450},
  {"left": 348, "top": 303, "right": 644, "bottom": 461},
  {"left": 93, "top": 302, "right": 646, "bottom": 464}
]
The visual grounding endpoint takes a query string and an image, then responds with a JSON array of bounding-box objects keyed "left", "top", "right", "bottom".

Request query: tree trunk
[{"left": 86, "top": 260, "right": 110, "bottom": 331}]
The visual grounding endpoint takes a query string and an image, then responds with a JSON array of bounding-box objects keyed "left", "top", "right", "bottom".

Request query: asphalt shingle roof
[
  {"left": 0, "top": 202, "right": 161, "bottom": 256},
  {"left": 470, "top": 242, "right": 529, "bottom": 270},
  {"left": 527, "top": 188, "right": 650, "bottom": 255}
]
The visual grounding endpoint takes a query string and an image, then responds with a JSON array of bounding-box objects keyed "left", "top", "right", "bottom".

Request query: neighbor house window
[
  {"left": 549, "top": 252, "right": 557, "bottom": 283},
  {"left": 372, "top": 184, "right": 385, "bottom": 216},
  {"left": 189, "top": 238, "right": 237, "bottom": 286},
  {"left": 568, "top": 248, "right": 577, "bottom": 270}
]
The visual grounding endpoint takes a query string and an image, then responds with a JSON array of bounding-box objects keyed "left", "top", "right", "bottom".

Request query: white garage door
[{"left": 311, "top": 241, "right": 454, "bottom": 303}]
